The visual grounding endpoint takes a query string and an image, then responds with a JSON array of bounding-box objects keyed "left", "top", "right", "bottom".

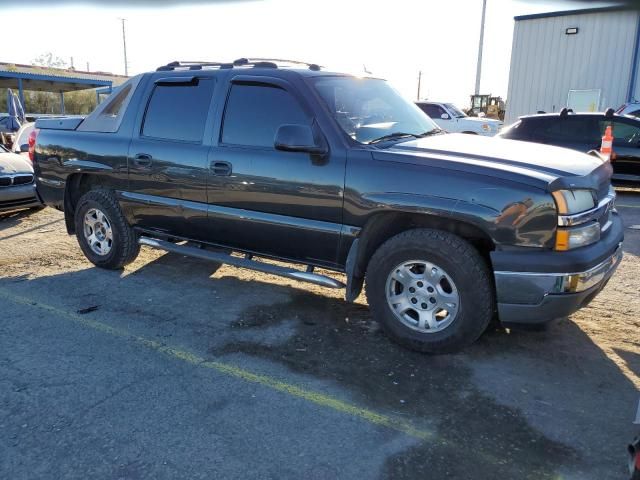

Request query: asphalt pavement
[{"left": 1, "top": 191, "right": 639, "bottom": 479}]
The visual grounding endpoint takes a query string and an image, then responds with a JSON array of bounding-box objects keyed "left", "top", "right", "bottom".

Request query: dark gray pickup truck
[{"left": 33, "top": 59, "right": 623, "bottom": 353}]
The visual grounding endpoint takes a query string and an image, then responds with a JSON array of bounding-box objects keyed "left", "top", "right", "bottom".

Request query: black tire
[
  {"left": 365, "top": 228, "right": 494, "bottom": 353},
  {"left": 74, "top": 189, "right": 140, "bottom": 270}
]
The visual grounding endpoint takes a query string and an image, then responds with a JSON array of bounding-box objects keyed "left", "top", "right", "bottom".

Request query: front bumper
[
  {"left": 0, "top": 183, "right": 41, "bottom": 212},
  {"left": 492, "top": 213, "right": 624, "bottom": 325}
]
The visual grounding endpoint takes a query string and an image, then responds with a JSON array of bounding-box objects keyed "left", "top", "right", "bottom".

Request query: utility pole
[
  {"left": 417, "top": 70, "right": 422, "bottom": 100},
  {"left": 120, "top": 18, "right": 129, "bottom": 76},
  {"left": 475, "top": 0, "right": 487, "bottom": 95}
]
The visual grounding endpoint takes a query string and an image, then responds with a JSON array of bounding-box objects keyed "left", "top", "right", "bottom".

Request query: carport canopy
[{"left": 0, "top": 64, "right": 119, "bottom": 114}]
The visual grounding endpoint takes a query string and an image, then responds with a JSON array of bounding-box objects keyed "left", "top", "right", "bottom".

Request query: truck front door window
[{"left": 221, "top": 84, "right": 308, "bottom": 147}]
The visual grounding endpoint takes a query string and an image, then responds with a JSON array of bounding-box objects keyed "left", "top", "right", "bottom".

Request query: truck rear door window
[
  {"left": 221, "top": 84, "right": 308, "bottom": 148},
  {"left": 142, "top": 79, "right": 214, "bottom": 143}
]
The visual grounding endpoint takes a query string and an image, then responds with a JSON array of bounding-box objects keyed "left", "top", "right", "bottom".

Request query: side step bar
[{"left": 138, "top": 236, "right": 345, "bottom": 289}]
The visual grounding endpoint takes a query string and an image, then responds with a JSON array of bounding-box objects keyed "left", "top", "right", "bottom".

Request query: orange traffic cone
[{"left": 600, "top": 125, "right": 614, "bottom": 160}]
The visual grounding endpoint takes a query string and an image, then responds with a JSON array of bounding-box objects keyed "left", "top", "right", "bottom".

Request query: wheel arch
[
  {"left": 345, "top": 211, "right": 495, "bottom": 302},
  {"left": 63, "top": 173, "right": 112, "bottom": 234}
]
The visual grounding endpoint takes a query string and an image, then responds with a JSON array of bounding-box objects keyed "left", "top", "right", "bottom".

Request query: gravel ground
[{"left": 0, "top": 191, "right": 639, "bottom": 479}]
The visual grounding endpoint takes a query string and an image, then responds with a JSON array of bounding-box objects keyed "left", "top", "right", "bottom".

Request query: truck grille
[{"left": 0, "top": 174, "right": 34, "bottom": 187}]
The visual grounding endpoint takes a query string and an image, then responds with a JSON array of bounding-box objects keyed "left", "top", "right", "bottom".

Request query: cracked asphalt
[{"left": 1, "top": 190, "right": 639, "bottom": 479}]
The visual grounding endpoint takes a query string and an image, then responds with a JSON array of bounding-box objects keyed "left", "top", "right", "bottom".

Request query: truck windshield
[
  {"left": 444, "top": 103, "right": 467, "bottom": 118},
  {"left": 312, "top": 77, "right": 438, "bottom": 144}
]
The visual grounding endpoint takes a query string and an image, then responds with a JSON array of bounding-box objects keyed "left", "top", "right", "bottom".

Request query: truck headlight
[
  {"left": 555, "top": 222, "right": 600, "bottom": 251},
  {"left": 552, "top": 189, "right": 596, "bottom": 215}
]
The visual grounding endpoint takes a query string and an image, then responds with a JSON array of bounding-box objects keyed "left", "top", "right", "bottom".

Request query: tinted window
[
  {"left": 142, "top": 79, "right": 214, "bottom": 142},
  {"left": 534, "top": 117, "right": 596, "bottom": 143},
  {"left": 418, "top": 103, "right": 446, "bottom": 118},
  {"left": 600, "top": 119, "right": 640, "bottom": 146},
  {"left": 222, "top": 84, "right": 308, "bottom": 147},
  {"left": 102, "top": 84, "right": 132, "bottom": 117}
]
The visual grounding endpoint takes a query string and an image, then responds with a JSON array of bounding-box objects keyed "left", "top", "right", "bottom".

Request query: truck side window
[
  {"left": 417, "top": 104, "right": 441, "bottom": 119},
  {"left": 600, "top": 119, "right": 640, "bottom": 146},
  {"left": 536, "top": 117, "right": 596, "bottom": 143},
  {"left": 142, "top": 79, "right": 214, "bottom": 143},
  {"left": 221, "top": 84, "right": 308, "bottom": 148},
  {"left": 102, "top": 85, "right": 132, "bottom": 117}
]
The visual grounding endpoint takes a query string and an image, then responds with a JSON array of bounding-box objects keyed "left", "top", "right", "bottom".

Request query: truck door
[
  {"left": 125, "top": 75, "right": 216, "bottom": 239},
  {"left": 206, "top": 75, "right": 346, "bottom": 267}
]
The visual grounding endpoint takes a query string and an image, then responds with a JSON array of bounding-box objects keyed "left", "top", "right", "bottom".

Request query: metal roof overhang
[{"left": 0, "top": 70, "right": 112, "bottom": 92}]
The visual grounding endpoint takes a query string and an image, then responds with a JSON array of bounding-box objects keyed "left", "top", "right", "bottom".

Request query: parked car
[
  {"left": 0, "top": 115, "right": 17, "bottom": 150},
  {"left": 11, "top": 122, "right": 35, "bottom": 157},
  {"left": 415, "top": 101, "right": 502, "bottom": 136},
  {"left": 33, "top": 59, "right": 622, "bottom": 353},
  {"left": 0, "top": 144, "right": 42, "bottom": 213},
  {"left": 498, "top": 110, "right": 640, "bottom": 184}
]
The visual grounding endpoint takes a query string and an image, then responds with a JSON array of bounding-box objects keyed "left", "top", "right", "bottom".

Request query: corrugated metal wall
[{"left": 505, "top": 10, "right": 640, "bottom": 124}]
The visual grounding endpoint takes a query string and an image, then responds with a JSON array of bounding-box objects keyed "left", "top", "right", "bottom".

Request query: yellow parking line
[
  {"left": 0, "top": 288, "right": 435, "bottom": 442},
  {"left": 617, "top": 204, "right": 640, "bottom": 208}
]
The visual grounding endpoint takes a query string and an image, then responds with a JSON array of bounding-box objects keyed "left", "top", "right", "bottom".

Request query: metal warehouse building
[{"left": 505, "top": 6, "right": 640, "bottom": 124}]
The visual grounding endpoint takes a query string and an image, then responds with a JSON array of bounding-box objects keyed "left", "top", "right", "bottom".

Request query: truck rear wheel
[
  {"left": 365, "top": 228, "right": 494, "bottom": 353},
  {"left": 74, "top": 190, "right": 140, "bottom": 270}
]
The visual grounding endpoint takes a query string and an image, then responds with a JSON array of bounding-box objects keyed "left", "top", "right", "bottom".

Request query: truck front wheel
[
  {"left": 74, "top": 190, "right": 140, "bottom": 270},
  {"left": 365, "top": 228, "right": 494, "bottom": 353}
]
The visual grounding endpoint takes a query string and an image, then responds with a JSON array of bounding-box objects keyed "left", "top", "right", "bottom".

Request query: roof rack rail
[
  {"left": 156, "top": 58, "right": 322, "bottom": 72},
  {"left": 156, "top": 61, "right": 234, "bottom": 71}
]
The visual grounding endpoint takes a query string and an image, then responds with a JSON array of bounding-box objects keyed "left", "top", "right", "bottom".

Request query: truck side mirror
[
  {"left": 440, "top": 113, "right": 450, "bottom": 120},
  {"left": 19, "top": 143, "right": 29, "bottom": 153},
  {"left": 274, "top": 124, "right": 327, "bottom": 155}
]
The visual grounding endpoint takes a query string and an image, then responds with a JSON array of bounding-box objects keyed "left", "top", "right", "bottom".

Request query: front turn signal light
[{"left": 555, "top": 222, "right": 600, "bottom": 251}]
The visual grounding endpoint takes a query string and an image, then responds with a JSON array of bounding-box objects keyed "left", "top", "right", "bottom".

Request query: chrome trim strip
[
  {"left": 557, "top": 193, "right": 615, "bottom": 227},
  {"left": 494, "top": 244, "right": 622, "bottom": 278},
  {"left": 493, "top": 244, "right": 622, "bottom": 304}
]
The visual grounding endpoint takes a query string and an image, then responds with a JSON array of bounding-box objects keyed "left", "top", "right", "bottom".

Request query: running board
[{"left": 138, "top": 236, "right": 345, "bottom": 289}]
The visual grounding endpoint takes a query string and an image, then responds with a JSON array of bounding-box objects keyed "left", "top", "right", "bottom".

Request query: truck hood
[
  {"left": 0, "top": 152, "right": 33, "bottom": 175},
  {"left": 374, "top": 133, "right": 610, "bottom": 193}
]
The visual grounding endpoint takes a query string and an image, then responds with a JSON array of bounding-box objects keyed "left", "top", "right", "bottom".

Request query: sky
[{"left": 0, "top": 0, "right": 614, "bottom": 107}]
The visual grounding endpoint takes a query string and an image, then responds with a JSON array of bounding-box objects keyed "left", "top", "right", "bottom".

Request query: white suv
[{"left": 416, "top": 101, "right": 502, "bottom": 137}]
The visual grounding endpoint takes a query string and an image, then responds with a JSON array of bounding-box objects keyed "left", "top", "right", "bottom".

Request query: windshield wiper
[
  {"left": 417, "top": 128, "right": 445, "bottom": 137},
  {"left": 368, "top": 132, "right": 419, "bottom": 144}
]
